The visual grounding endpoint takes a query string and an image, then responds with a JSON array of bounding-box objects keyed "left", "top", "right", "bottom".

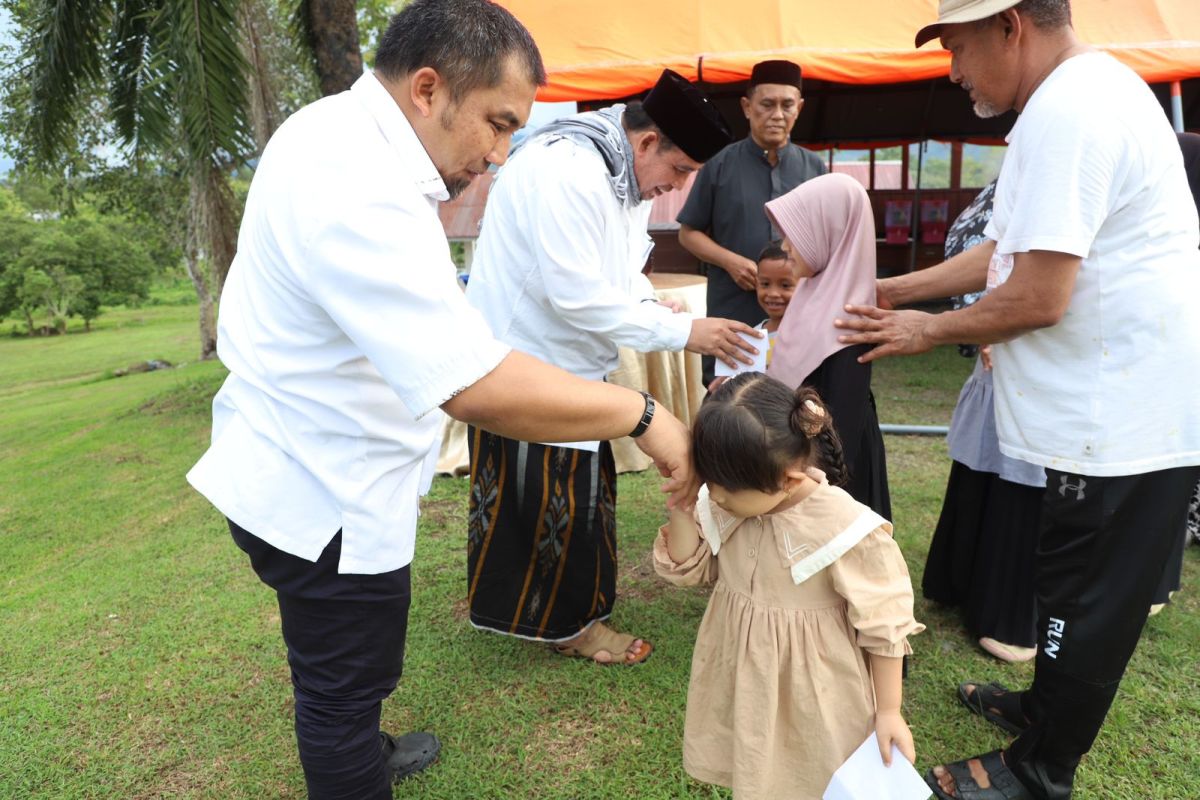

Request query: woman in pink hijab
[{"left": 764, "top": 172, "right": 891, "bottom": 518}]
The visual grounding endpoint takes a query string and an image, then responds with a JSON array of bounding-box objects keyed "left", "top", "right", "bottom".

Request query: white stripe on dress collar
[{"left": 788, "top": 509, "right": 890, "bottom": 585}]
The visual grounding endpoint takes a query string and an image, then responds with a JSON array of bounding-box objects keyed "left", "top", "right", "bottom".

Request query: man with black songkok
[
  {"left": 465, "top": 69, "right": 757, "bottom": 665},
  {"left": 677, "top": 59, "right": 826, "bottom": 388}
]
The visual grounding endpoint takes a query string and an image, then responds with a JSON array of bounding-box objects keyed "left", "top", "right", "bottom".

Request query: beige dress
[{"left": 653, "top": 482, "right": 924, "bottom": 800}]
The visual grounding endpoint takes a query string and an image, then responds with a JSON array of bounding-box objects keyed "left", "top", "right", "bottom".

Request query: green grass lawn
[{"left": 1, "top": 302, "right": 1198, "bottom": 799}]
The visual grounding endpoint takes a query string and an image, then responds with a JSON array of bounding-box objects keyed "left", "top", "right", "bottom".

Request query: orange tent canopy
[{"left": 498, "top": 0, "right": 1200, "bottom": 101}]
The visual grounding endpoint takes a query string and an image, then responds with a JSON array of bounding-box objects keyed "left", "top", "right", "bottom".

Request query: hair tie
[{"left": 801, "top": 398, "right": 825, "bottom": 436}]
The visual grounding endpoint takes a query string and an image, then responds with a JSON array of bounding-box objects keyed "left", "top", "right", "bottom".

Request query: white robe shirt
[
  {"left": 187, "top": 73, "right": 510, "bottom": 574},
  {"left": 465, "top": 134, "right": 692, "bottom": 449}
]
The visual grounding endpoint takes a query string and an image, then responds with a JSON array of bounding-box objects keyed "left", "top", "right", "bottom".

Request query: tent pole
[
  {"left": 909, "top": 142, "right": 924, "bottom": 272},
  {"left": 909, "top": 80, "right": 937, "bottom": 272},
  {"left": 1171, "top": 81, "right": 1184, "bottom": 132}
]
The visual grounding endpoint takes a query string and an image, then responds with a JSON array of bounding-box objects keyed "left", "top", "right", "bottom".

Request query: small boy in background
[
  {"left": 710, "top": 241, "right": 800, "bottom": 390},
  {"left": 754, "top": 240, "right": 800, "bottom": 363}
]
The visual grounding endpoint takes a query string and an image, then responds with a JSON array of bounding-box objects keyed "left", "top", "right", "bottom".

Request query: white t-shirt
[
  {"left": 985, "top": 52, "right": 1200, "bottom": 477},
  {"left": 187, "top": 74, "right": 510, "bottom": 574}
]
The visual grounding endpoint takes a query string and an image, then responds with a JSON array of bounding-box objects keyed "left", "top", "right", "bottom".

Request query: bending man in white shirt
[
  {"left": 463, "top": 69, "right": 759, "bottom": 665},
  {"left": 836, "top": 1, "right": 1200, "bottom": 798},
  {"left": 187, "top": 3, "right": 697, "bottom": 797}
]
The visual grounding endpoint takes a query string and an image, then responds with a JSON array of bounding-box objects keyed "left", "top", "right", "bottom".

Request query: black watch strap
[{"left": 629, "top": 392, "right": 655, "bottom": 438}]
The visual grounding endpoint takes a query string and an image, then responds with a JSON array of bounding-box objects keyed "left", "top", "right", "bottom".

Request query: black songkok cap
[
  {"left": 642, "top": 69, "right": 732, "bottom": 163},
  {"left": 748, "top": 60, "right": 802, "bottom": 90}
]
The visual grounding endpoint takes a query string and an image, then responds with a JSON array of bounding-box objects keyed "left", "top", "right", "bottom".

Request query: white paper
[
  {"left": 713, "top": 329, "right": 768, "bottom": 377},
  {"left": 822, "top": 733, "right": 932, "bottom": 800}
]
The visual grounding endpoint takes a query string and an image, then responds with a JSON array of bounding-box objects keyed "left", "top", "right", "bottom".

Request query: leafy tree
[
  {"left": 352, "top": 0, "right": 402, "bottom": 68},
  {"left": 9, "top": 224, "right": 82, "bottom": 333},
  {"left": 17, "top": 266, "right": 83, "bottom": 334},
  {"left": 0, "top": 187, "right": 37, "bottom": 326},
  {"left": 63, "top": 215, "right": 157, "bottom": 326},
  {"left": 1, "top": 0, "right": 324, "bottom": 356},
  {"left": 86, "top": 164, "right": 190, "bottom": 278},
  {"left": 1, "top": 0, "right": 253, "bottom": 354},
  {"left": 0, "top": 212, "right": 156, "bottom": 334},
  {"left": 2, "top": 0, "right": 388, "bottom": 353}
]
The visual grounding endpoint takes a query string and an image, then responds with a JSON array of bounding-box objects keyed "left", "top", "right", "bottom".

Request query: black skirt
[
  {"left": 923, "top": 460, "right": 1041, "bottom": 647},
  {"left": 801, "top": 345, "right": 891, "bottom": 519}
]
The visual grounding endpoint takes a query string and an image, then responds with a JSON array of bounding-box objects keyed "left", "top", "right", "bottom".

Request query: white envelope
[
  {"left": 823, "top": 733, "right": 932, "bottom": 800},
  {"left": 713, "top": 329, "right": 768, "bottom": 377}
]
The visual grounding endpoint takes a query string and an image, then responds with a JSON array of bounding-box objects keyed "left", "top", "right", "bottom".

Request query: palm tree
[
  {"left": 13, "top": 0, "right": 363, "bottom": 359},
  {"left": 294, "top": 0, "right": 363, "bottom": 96},
  {"left": 15, "top": 0, "right": 257, "bottom": 358}
]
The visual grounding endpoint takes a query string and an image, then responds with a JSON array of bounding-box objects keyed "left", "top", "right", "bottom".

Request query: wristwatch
[{"left": 629, "top": 392, "right": 655, "bottom": 438}]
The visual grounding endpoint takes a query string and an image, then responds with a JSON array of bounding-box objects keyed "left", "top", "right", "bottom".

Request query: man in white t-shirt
[
  {"left": 834, "top": 1, "right": 1200, "bottom": 798},
  {"left": 186, "top": 2, "right": 697, "bottom": 797}
]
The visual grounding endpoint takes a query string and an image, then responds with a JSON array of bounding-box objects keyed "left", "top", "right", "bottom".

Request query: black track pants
[{"left": 1006, "top": 466, "right": 1199, "bottom": 799}]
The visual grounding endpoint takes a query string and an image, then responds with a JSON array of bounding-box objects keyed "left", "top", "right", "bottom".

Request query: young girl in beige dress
[{"left": 655, "top": 372, "right": 924, "bottom": 800}]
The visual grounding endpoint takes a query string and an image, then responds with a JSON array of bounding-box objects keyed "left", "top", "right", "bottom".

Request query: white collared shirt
[
  {"left": 187, "top": 73, "right": 510, "bottom": 573},
  {"left": 465, "top": 134, "right": 692, "bottom": 449}
]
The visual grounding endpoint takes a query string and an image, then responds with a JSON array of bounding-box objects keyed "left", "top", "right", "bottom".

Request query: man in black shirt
[{"left": 677, "top": 59, "right": 826, "bottom": 387}]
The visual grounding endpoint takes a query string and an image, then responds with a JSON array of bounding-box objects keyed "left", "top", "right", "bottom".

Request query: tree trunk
[
  {"left": 189, "top": 164, "right": 240, "bottom": 298},
  {"left": 240, "top": 0, "right": 283, "bottom": 150},
  {"left": 185, "top": 166, "right": 232, "bottom": 360},
  {"left": 184, "top": 242, "right": 219, "bottom": 361},
  {"left": 302, "top": 0, "right": 362, "bottom": 96}
]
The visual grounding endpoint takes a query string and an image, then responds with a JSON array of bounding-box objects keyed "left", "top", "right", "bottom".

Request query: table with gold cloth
[{"left": 435, "top": 272, "right": 708, "bottom": 476}]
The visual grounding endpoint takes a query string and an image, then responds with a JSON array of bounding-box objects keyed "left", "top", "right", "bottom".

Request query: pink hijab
[{"left": 764, "top": 172, "right": 877, "bottom": 388}]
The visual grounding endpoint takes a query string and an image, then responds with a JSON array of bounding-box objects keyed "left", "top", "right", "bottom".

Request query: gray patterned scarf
[{"left": 519, "top": 104, "right": 642, "bottom": 208}]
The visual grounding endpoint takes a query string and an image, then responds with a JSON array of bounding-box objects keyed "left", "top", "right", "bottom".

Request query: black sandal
[
  {"left": 957, "top": 681, "right": 1029, "bottom": 736},
  {"left": 925, "top": 750, "right": 1034, "bottom": 799}
]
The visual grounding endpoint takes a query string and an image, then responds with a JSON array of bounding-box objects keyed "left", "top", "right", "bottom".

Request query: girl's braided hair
[{"left": 693, "top": 372, "right": 848, "bottom": 492}]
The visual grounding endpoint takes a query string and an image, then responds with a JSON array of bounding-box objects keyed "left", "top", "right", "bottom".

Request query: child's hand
[{"left": 875, "top": 710, "right": 915, "bottom": 766}]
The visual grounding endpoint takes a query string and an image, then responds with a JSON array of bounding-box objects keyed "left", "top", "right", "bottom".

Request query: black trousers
[
  {"left": 230, "top": 520, "right": 411, "bottom": 800},
  {"left": 1006, "top": 466, "right": 1199, "bottom": 799}
]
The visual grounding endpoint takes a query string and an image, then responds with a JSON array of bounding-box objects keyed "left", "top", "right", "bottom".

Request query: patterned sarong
[{"left": 466, "top": 427, "right": 617, "bottom": 641}]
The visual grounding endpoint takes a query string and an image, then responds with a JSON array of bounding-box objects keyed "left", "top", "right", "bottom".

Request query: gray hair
[
  {"left": 975, "top": 0, "right": 1072, "bottom": 31},
  {"left": 1014, "top": 0, "right": 1072, "bottom": 28},
  {"left": 374, "top": 0, "right": 546, "bottom": 100}
]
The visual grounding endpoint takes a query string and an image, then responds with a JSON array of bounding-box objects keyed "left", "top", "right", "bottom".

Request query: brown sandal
[{"left": 553, "top": 621, "right": 653, "bottom": 665}]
